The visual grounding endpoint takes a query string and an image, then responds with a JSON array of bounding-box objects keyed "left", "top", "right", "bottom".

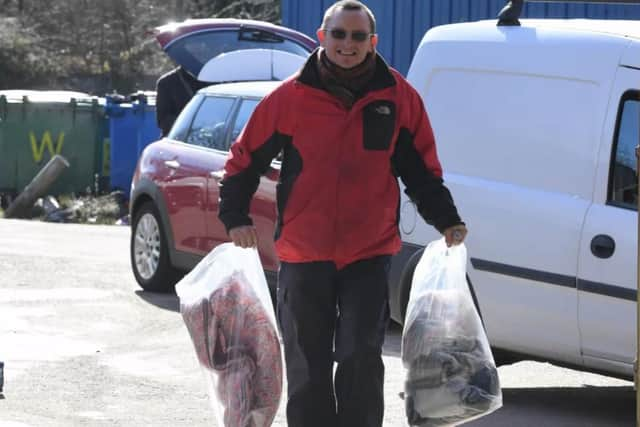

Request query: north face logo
[{"left": 375, "top": 105, "right": 391, "bottom": 115}]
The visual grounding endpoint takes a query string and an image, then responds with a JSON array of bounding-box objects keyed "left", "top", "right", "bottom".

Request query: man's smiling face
[{"left": 318, "top": 8, "right": 376, "bottom": 69}]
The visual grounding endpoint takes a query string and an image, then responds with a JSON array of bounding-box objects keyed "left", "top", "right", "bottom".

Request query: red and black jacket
[{"left": 219, "top": 52, "right": 462, "bottom": 268}]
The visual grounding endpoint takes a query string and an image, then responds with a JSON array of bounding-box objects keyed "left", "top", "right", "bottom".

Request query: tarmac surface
[{"left": 0, "top": 219, "right": 635, "bottom": 426}]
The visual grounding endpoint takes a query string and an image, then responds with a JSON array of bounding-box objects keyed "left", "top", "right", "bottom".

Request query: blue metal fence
[{"left": 282, "top": 0, "right": 640, "bottom": 75}]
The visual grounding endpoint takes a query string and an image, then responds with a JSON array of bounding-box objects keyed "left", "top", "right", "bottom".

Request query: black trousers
[{"left": 276, "top": 255, "right": 391, "bottom": 427}]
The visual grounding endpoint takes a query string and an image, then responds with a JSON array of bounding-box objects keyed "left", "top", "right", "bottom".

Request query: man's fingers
[
  {"left": 444, "top": 225, "right": 468, "bottom": 247},
  {"left": 242, "top": 230, "right": 255, "bottom": 248},
  {"left": 248, "top": 228, "right": 258, "bottom": 247},
  {"left": 240, "top": 228, "right": 257, "bottom": 248},
  {"left": 240, "top": 231, "right": 252, "bottom": 248},
  {"left": 238, "top": 233, "right": 248, "bottom": 248},
  {"left": 229, "top": 226, "right": 258, "bottom": 248}
]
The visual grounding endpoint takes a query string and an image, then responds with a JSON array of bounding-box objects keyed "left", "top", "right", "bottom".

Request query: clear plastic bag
[
  {"left": 176, "top": 243, "right": 283, "bottom": 427},
  {"left": 401, "top": 238, "right": 502, "bottom": 426}
]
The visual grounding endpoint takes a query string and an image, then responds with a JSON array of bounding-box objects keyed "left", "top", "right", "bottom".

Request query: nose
[{"left": 342, "top": 37, "right": 356, "bottom": 49}]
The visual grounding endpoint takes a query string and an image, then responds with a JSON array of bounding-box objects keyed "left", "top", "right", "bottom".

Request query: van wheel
[
  {"left": 397, "top": 249, "right": 423, "bottom": 324},
  {"left": 130, "top": 201, "right": 181, "bottom": 292},
  {"left": 398, "top": 249, "right": 483, "bottom": 323}
]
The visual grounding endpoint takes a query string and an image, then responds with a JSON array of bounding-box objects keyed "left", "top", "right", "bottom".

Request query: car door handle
[
  {"left": 164, "top": 160, "right": 180, "bottom": 169},
  {"left": 210, "top": 170, "right": 225, "bottom": 182},
  {"left": 590, "top": 234, "right": 615, "bottom": 259}
]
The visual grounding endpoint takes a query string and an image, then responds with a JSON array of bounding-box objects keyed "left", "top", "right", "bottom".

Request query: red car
[{"left": 129, "top": 19, "right": 315, "bottom": 294}]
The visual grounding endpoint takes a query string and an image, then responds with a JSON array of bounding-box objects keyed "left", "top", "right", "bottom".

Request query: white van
[{"left": 389, "top": 12, "right": 640, "bottom": 379}]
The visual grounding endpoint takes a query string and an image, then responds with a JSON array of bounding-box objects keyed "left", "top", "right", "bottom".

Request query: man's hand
[
  {"left": 229, "top": 225, "right": 258, "bottom": 248},
  {"left": 443, "top": 224, "right": 468, "bottom": 247}
]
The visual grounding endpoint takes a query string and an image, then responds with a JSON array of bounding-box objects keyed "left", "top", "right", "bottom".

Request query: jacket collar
[{"left": 297, "top": 48, "right": 396, "bottom": 93}]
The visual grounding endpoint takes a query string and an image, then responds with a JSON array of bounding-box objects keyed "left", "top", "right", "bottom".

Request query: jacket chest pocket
[{"left": 362, "top": 100, "right": 396, "bottom": 151}]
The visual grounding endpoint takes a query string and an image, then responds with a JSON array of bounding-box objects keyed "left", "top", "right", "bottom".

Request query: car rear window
[{"left": 166, "top": 29, "right": 311, "bottom": 77}]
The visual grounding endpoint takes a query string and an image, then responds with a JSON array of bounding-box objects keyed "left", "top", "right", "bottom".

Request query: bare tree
[{"left": 0, "top": 0, "right": 281, "bottom": 92}]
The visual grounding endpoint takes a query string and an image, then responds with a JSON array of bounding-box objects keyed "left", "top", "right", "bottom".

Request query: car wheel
[{"left": 130, "top": 201, "right": 181, "bottom": 292}]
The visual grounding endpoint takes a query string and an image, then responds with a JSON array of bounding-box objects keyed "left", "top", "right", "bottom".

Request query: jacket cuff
[
  {"left": 219, "top": 213, "right": 254, "bottom": 235},
  {"left": 434, "top": 218, "right": 465, "bottom": 234}
]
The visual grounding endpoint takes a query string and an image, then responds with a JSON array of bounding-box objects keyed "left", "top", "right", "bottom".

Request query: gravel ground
[
  {"left": 0, "top": 218, "right": 635, "bottom": 427},
  {"left": 1, "top": 192, "right": 129, "bottom": 225}
]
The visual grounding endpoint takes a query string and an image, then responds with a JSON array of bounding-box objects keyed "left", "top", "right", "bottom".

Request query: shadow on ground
[
  {"left": 383, "top": 321, "right": 402, "bottom": 357},
  {"left": 469, "top": 385, "right": 634, "bottom": 426},
  {"left": 134, "top": 290, "right": 180, "bottom": 312}
]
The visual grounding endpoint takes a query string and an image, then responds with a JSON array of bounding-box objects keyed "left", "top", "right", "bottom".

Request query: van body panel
[
  {"left": 415, "top": 21, "right": 629, "bottom": 86},
  {"left": 620, "top": 41, "right": 640, "bottom": 69},
  {"left": 583, "top": 355, "right": 634, "bottom": 379},
  {"left": 524, "top": 19, "right": 640, "bottom": 41},
  {"left": 399, "top": 18, "right": 639, "bottom": 378},
  {"left": 423, "top": 69, "right": 604, "bottom": 199},
  {"left": 578, "top": 205, "right": 636, "bottom": 366},
  {"left": 412, "top": 173, "right": 586, "bottom": 364}
]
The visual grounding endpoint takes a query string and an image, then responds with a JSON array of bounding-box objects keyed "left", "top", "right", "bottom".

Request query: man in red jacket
[{"left": 218, "top": 1, "right": 467, "bottom": 426}]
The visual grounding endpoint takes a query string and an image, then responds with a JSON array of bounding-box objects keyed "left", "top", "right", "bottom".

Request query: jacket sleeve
[
  {"left": 391, "top": 83, "right": 463, "bottom": 233},
  {"left": 155, "top": 75, "right": 177, "bottom": 137},
  {"left": 218, "top": 87, "right": 289, "bottom": 233}
]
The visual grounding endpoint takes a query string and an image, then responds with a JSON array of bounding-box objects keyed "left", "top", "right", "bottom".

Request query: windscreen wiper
[{"left": 239, "top": 27, "right": 285, "bottom": 43}]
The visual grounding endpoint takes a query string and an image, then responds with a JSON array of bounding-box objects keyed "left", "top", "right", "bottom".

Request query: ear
[
  {"left": 371, "top": 34, "right": 378, "bottom": 49},
  {"left": 317, "top": 29, "right": 325, "bottom": 44}
]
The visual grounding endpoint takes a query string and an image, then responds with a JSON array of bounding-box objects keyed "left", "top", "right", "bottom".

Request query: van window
[
  {"left": 185, "top": 96, "right": 235, "bottom": 150},
  {"left": 609, "top": 93, "right": 639, "bottom": 210},
  {"left": 230, "top": 98, "right": 260, "bottom": 145}
]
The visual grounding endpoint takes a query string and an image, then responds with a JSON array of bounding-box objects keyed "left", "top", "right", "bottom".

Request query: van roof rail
[{"left": 498, "top": 0, "right": 640, "bottom": 26}]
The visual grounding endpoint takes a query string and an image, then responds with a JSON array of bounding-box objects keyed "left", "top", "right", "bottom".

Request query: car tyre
[{"left": 130, "top": 201, "right": 182, "bottom": 292}]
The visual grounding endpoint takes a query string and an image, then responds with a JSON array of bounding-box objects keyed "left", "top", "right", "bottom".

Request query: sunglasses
[{"left": 325, "top": 28, "right": 373, "bottom": 42}]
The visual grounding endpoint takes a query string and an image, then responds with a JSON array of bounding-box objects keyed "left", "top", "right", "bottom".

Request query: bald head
[{"left": 321, "top": 0, "right": 376, "bottom": 34}]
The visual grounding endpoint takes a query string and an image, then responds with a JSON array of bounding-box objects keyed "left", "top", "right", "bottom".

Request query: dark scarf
[{"left": 316, "top": 48, "right": 377, "bottom": 109}]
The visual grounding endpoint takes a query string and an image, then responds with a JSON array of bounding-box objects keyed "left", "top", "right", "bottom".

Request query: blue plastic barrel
[{"left": 105, "top": 94, "right": 160, "bottom": 196}]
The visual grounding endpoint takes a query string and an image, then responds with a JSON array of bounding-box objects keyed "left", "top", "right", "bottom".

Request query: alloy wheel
[{"left": 134, "top": 212, "right": 161, "bottom": 280}]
